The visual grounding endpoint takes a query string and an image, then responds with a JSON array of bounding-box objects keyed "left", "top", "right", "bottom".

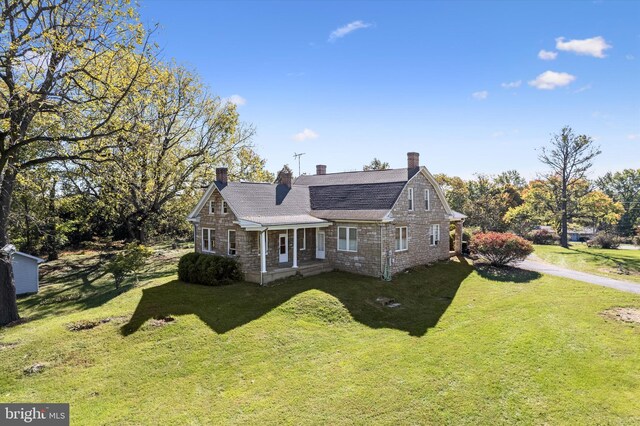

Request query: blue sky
[{"left": 139, "top": 0, "right": 640, "bottom": 179}]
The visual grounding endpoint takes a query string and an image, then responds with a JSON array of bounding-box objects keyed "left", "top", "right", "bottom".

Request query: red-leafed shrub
[
  {"left": 470, "top": 232, "right": 534, "bottom": 266},
  {"left": 526, "top": 229, "right": 559, "bottom": 245}
]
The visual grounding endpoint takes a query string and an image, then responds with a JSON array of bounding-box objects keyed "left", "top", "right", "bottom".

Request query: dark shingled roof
[
  {"left": 295, "top": 168, "right": 411, "bottom": 186},
  {"left": 309, "top": 182, "right": 406, "bottom": 211}
]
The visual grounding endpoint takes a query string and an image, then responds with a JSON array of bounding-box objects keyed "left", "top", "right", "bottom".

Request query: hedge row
[{"left": 178, "top": 252, "right": 243, "bottom": 286}]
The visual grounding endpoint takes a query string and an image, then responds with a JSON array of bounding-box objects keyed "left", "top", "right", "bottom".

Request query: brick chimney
[
  {"left": 316, "top": 164, "right": 327, "bottom": 175},
  {"left": 407, "top": 152, "right": 420, "bottom": 178},
  {"left": 216, "top": 167, "right": 228, "bottom": 186},
  {"left": 279, "top": 170, "right": 292, "bottom": 188},
  {"left": 407, "top": 152, "right": 420, "bottom": 169}
]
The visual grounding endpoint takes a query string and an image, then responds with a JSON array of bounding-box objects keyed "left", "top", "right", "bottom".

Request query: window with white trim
[
  {"left": 202, "top": 228, "right": 215, "bottom": 252},
  {"left": 298, "top": 228, "right": 306, "bottom": 250},
  {"left": 208, "top": 201, "right": 215, "bottom": 214},
  {"left": 425, "top": 189, "right": 431, "bottom": 211},
  {"left": 429, "top": 224, "right": 441, "bottom": 246},
  {"left": 228, "top": 229, "right": 236, "bottom": 255},
  {"left": 338, "top": 226, "right": 357, "bottom": 252},
  {"left": 222, "top": 201, "right": 229, "bottom": 214},
  {"left": 408, "top": 188, "right": 414, "bottom": 211},
  {"left": 395, "top": 227, "right": 408, "bottom": 252}
]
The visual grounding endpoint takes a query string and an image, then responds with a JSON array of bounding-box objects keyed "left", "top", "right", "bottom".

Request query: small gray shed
[{"left": 12, "top": 251, "right": 45, "bottom": 295}]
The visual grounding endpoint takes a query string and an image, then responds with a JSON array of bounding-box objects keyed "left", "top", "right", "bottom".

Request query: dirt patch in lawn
[
  {"left": 148, "top": 315, "right": 176, "bottom": 327},
  {"left": 600, "top": 307, "right": 640, "bottom": 324},
  {"left": 66, "top": 316, "right": 129, "bottom": 331}
]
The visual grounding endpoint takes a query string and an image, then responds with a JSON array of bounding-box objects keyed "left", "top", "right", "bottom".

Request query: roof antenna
[{"left": 293, "top": 152, "right": 306, "bottom": 177}]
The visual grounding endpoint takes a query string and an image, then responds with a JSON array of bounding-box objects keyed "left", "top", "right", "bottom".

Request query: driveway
[{"left": 519, "top": 256, "right": 640, "bottom": 294}]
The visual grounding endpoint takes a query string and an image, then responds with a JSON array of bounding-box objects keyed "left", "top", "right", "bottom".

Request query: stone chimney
[
  {"left": 279, "top": 170, "right": 292, "bottom": 188},
  {"left": 316, "top": 164, "right": 327, "bottom": 175},
  {"left": 216, "top": 167, "right": 228, "bottom": 186}
]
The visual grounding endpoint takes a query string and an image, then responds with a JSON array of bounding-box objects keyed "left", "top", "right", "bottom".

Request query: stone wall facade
[
  {"left": 385, "top": 171, "right": 451, "bottom": 274},
  {"left": 193, "top": 170, "right": 451, "bottom": 281}
]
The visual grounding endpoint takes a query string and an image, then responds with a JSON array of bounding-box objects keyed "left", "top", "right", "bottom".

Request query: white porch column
[
  {"left": 260, "top": 231, "right": 267, "bottom": 273},
  {"left": 292, "top": 228, "right": 298, "bottom": 268}
]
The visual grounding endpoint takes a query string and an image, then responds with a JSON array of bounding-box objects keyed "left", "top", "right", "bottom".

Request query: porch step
[{"left": 245, "top": 262, "right": 332, "bottom": 284}]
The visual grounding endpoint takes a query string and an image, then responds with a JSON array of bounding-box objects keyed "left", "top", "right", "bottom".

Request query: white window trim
[
  {"left": 408, "top": 188, "right": 414, "bottom": 211},
  {"left": 425, "top": 189, "right": 431, "bottom": 211},
  {"left": 222, "top": 201, "right": 229, "bottom": 214},
  {"left": 228, "top": 229, "right": 236, "bottom": 255},
  {"left": 208, "top": 200, "right": 215, "bottom": 214},
  {"left": 430, "top": 224, "right": 441, "bottom": 247},
  {"left": 299, "top": 228, "right": 306, "bottom": 251},
  {"left": 337, "top": 226, "right": 358, "bottom": 252},
  {"left": 395, "top": 226, "right": 408, "bottom": 252},
  {"left": 202, "top": 227, "right": 215, "bottom": 252}
]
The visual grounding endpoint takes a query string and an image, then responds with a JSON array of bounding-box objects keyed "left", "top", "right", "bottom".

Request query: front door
[
  {"left": 279, "top": 233, "right": 288, "bottom": 263},
  {"left": 316, "top": 230, "right": 325, "bottom": 259}
]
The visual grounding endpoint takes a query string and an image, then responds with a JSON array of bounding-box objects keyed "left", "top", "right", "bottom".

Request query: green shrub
[
  {"left": 587, "top": 232, "right": 621, "bottom": 249},
  {"left": 470, "top": 232, "right": 534, "bottom": 266},
  {"left": 633, "top": 235, "right": 640, "bottom": 246},
  {"left": 105, "top": 243, "right": 153, "bottom": 288},
  {"left": 178, "top": 252, "right": 243, "bottom": 286},
  {"left": 526, "top": 229, "right": 559, "bottom": 245}
]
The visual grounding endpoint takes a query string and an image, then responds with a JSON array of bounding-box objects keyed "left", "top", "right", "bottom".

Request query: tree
[
  {"left": 69, "top": 64, "right": 256, "bottom": 243},
  {"left": 363, "top": 158, "right": 390, "bottom": 171},
  {"left": 1, "top": 0, "right": 150, "bottom": 325},
  {"left": 434, "top": 174, "right": 468, "bottom": 214},
  {"left": 597, "top": 169, "right": 640, "bottom": 236},
  {"left": 539, "top": 126, "right": 601, "bottom": 247},
  {"left": 576, "top": 190, "right": 624, "bottom": 231}
]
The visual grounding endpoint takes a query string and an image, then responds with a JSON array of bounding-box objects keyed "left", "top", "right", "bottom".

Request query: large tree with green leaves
[
  {"left": 538, "top": 126, "right": 600, "bottom": 247},
  {"left": 0, "top": 0, "right": 149, "bottom": 325},
  {"left": 68, "top": 64, "right": 258, "bottom": 243},
  {"left": 596, "top": 169, "right": 640, "bottom": 236}
]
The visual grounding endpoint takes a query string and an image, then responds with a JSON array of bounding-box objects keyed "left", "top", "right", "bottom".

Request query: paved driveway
[{"left": 519, "top": 256, "right": 640, "bottom": 294}]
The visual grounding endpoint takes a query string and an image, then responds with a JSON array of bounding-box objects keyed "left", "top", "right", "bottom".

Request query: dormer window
[{"left": 408, "top": 188, "right": 414, "bottom": 211}]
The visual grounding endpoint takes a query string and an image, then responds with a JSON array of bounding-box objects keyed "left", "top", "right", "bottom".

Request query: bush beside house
[
  {"left": 471, "top": 232, "right": 534, "bottom": 266},
  {"left": 526, "top": 229, "right": 559, "bottom": 245},
  {"left": 178, "top": 252, "right": 243, "bottom": 286}
]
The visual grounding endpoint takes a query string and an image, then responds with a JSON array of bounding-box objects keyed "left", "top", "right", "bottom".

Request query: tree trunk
[
  {"left": 0, "top": 169, "right": 20, "bottom": 325},
  {"left": 0, "top": 254, "right": 20, "bottom": 326},
  {"left": 560, "top": 180, "right": 569, "bottom": 248}
]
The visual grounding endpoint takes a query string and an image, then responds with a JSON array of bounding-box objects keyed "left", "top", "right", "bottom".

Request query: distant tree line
[{"left": 435, "top": 127, "right": 638, "bottom": 246}]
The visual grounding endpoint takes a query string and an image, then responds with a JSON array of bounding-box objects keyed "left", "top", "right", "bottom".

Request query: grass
[
  {"left": 533, "top": 243, "right": 640, "bottom": 284},
  {"left": 1, "top": 248, "right": 639, "bottom": 424}
]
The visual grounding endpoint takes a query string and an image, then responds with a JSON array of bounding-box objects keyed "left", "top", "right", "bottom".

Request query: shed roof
[{"left": 13, "top": 252, "right": 45, "bottom": 263}]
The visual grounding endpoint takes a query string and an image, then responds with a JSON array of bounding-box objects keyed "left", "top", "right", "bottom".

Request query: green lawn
[
  {"left": 533, "top": 243, "right": 640, "bottom": 284},
  {"left": 1, "top": 248, "right": 639, "bottom": 424}
]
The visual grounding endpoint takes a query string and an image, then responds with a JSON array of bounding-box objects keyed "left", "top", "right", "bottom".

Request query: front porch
[{"left": 245, "top": 260, "right": 332, "bottom": 285}]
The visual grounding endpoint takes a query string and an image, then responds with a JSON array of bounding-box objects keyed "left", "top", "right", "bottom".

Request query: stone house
[{"left": 187, "top": 152, "right": 466, "bottom": 284}]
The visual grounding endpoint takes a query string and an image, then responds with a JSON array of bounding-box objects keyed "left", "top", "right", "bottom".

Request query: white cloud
[
  {"left": 528, "top": 71, "right": 576, "bottom": 90},
  {"left": 328, "top": 20, "right": 372, "bottom": 42},
  {"left": 501, "top": 80, "right": 522, "bottom": 89},
  {"left": 227, "top": 94, "right": 246, "bottom": 106},
  {"left": 472, "top": 90, "right": 488, "bottom": 100},
  {"left": 626, "top": 54, "right": 635, "bottom": 60},
  {"left": 292, "top": 128, "right": 319, "bottom": 142},
  {"left": 491, "top": 131, "right": 505, "bottom": 138},
  {"left": 555, "top": 36, "right": 612, "bottom": 58},
  {"left": 628, "top": 134, "right": 640, "bottom": 140},
  {"left": 538, "top": 49, "right": 558, "bottom": 60},
  {"left": 574, "top": 83, "right": 592, "bottom": 93}
]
